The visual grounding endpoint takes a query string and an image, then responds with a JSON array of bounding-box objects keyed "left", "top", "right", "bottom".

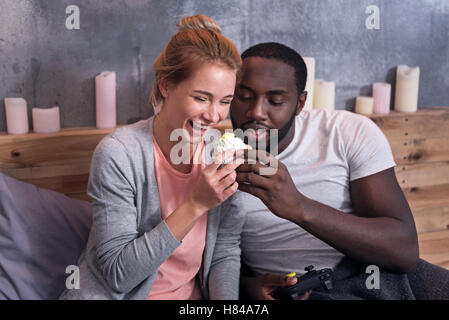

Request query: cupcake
[{"left": 213, "top": 132, "right": 252, "bottom": 162}]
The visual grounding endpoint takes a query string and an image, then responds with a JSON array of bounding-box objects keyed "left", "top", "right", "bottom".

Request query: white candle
[
  {"left": 373, "top": 82, "right": 391, "bottom": 114},
  {"left": 5, "top": 98, "right": 29, "bottom": 134},
  {"left": 313, "top": 79, "right": 335, "bottom": 111},
  {"left": 302, "top": 57, "right": 315, "bottom": 111},
  {"left": 32, "top": 106, "right": 60, "bottom": 133},
  {"left": 95, "top": 71, "right": 116, "bottom": 129},
  {"left": 355, "top": 96, "right": 374, "bottom": 115},
  {"left": 394, "top": 65, "right": 420, "bottom": 113}
]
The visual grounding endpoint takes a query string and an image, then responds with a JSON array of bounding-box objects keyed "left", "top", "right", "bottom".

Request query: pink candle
[
  {"left": 95, "top": 71, "right": 116, "bottom": 129},
  {"left": 32, "top": 106, "right": 60, "bottom": 133},
  {"left": 5, "top": 98, "right": 29, "bottom": 134},
  {"left": 373, "top": 82, "right": 391, "bottom": 114}
]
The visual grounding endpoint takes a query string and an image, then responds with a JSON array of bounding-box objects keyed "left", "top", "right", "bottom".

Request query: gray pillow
[{"left": 0, "top": 173, "right": 92, "bottom": 300}]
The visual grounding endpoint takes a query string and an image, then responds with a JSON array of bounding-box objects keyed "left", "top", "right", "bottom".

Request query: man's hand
[
  {"left": 236, "top": 150, "right": 307, "bottom": 222},
  {"left": 242, "top": 274, "right": 312, "bottom": 300}
]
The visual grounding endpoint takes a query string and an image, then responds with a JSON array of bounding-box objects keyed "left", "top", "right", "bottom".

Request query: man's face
[{"left": 230, "top": 57, "right": 305, "bottom": 153}]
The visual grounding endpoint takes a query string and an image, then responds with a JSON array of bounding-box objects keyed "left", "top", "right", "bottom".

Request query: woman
[{"left": 60, "top": 15, "right": 244, "bottom": 300}]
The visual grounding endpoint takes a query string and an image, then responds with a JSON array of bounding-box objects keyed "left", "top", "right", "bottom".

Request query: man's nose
[{"left": 247, "top": 98, "right": 267, "bottom": 121}]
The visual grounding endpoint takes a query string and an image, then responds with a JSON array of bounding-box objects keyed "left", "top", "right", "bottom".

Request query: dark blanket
[{"left": 310, "top": 258, "right": 449, "bottom": 300}]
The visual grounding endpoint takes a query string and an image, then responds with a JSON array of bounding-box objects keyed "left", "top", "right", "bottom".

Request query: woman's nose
[{"left": 202, "top": 102, "right": 221, "bottom": 123}]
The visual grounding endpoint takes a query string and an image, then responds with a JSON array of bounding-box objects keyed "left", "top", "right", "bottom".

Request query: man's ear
[
  {"left": 295, "top": 91, "right": 307, "bottom": 116},
  {"left": 158, "top": 78, "right": 170, "bottom": 99}
]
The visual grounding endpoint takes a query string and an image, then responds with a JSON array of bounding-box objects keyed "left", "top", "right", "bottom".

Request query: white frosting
[{"left": 214, "top": 132, "right": 251, "bottom": 153}]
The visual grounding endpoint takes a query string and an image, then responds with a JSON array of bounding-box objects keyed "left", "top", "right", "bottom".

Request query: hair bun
[{"left": 177, "top": 15, "right": 222, "bottom": 33}]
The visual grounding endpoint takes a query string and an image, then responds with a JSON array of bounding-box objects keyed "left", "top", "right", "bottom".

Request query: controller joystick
[{"left": 272, "top": 265, "right": 334, "bottom": 300}]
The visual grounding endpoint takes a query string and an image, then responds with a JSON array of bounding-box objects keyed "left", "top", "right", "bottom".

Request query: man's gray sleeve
[{"left": 208, "top": 191, "right": 247, "bottom": 300}]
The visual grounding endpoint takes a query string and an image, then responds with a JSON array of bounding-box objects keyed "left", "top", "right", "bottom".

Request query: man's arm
[
  {"left": 237, "top": 156, "right": 419, "bottom": 274},
  {"left": 298, "top": 167, "right": 419, "bottom": 273}
]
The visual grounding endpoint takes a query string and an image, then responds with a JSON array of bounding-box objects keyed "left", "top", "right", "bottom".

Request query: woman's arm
[
  {"left": 208, "top": 192, "right": 246, "bottom": 300},
  {"left": 90, "top": 137, "right": 242, "bottom": 293},
  {"left": 88, "top": 136, "right": 181, "bottom": 293}
]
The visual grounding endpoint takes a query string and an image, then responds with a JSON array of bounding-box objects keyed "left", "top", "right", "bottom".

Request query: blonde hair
[{"left": 149, "top": 15, "right": 242, "bottom": 109}]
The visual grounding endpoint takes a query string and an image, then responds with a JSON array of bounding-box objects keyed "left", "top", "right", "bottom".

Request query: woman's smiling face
[{"left": 159, "top": 63, "right": 237, "bottom": 144}]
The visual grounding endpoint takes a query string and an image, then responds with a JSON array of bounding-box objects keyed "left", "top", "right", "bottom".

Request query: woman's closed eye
[{"left": 194, "top": 96, "right": 208, "bottom": 103}]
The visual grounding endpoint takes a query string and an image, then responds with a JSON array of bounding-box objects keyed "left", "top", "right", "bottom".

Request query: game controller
[{"left": 272, "top": 265, "right": 334, "bottom": 300}]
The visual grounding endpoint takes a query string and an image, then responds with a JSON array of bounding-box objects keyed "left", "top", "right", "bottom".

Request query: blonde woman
[{"left": 60, "top": 15, "right": 244, "bottom": 300}]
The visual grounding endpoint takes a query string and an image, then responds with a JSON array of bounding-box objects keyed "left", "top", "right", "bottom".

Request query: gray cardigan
[{"left": 59, "top": 117, "right": 245, "bottom": 300}]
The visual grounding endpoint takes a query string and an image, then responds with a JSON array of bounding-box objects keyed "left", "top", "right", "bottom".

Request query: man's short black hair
[{"left": 241, "top": 42, "right": 308, "bottom": 96}]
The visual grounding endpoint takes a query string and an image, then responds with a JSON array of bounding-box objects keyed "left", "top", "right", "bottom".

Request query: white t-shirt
[{"left": 240, "top": 109, "right": 396, "bottom": 276}]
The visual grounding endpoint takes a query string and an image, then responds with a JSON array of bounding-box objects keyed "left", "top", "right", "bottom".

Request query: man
[{"left": 227, "top": 42, "right": 449, "bottom": 300}]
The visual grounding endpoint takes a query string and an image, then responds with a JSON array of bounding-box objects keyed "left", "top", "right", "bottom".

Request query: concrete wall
[{"left": 1, "top": 0, "right": 448, "bottom": 131}]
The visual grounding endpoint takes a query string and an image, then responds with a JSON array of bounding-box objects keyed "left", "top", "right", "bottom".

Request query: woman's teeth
[{"left": 192, "top": 121, "right": 209, "bottom": 130}]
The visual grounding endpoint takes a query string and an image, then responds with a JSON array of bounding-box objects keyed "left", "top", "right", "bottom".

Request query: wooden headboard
[{"left": 0, "top": 121, "right": 231, "bottom": 202}]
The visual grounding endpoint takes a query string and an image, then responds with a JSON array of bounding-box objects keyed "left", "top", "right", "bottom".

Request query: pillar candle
[
  {"left": 5, "top": 98, "right": 29, "bottom": 134},
  {"left": 303, "top": 57, "right": 315, "bottom": 111},
  {"left": 313, "top": 79, "right": 335, "bottom": 111},
  {"left": 373, "top": 82, "right": 391, "bottom": 114},
  {"left": 32, "top": 106, "right": 60, "bottom": 133},
  {"left": 394, "top": 65, "right": 420, "bottom": 113},
  {"left": 355, "top": 96, "right": 374, "bottom": 115},
  {"left": 95, "top": 71, "right": 116, "bottom": 129}
]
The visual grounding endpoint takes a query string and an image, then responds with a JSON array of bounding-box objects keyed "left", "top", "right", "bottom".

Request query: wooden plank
[
  {"left": 413, "top": 205, "right": 449, "bottom": 234},
  {"left": 389, "top": 137, "right": 449, "bottom": 166},
  {"left": 0, "top": 122, "right": 231, "bottom": 170},
  {"left": 403, "top": 184, "right": 449, "bottom": 210},
  {"left": 0, "top": 131, "right": 111, "bottom": 169},
  {"left": 402, "top": 184, "right": 449, "bottom": 234},
  {"left": 395, "top": 161, "right": 449, "bottom": 189},
  {"left": 1, "top": 162, "right": 90, "bottom": 180},
  {"left": 418, "top": 230, "right": 449, "bottom": 270},
  {"left": 18, "top": 174, "right": 89, "bottom": 196},
  {"left": 68, "top": 193, "right": 92, "bottom": 202},
  {"left": 368, "top": 106, "right": 449, "bottom": 141}
]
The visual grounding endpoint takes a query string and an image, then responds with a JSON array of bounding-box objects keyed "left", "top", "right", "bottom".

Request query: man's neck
[{"left": 276, "top": 120, "right": 296, "bottom": 155}]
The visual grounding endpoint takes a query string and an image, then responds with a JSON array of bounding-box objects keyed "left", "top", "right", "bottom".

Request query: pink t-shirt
[{"left": 146, "top": 138, "right": 208, "bottom": 300}]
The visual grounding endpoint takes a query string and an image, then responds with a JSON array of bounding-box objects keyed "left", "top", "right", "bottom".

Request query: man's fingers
[
  {"left": 236, "top": 162, "right": 269, "bottom": 175},
  {"left": 262, "top": 273, "right": 297, "bottom": 287},
  {"left": 238, "top": 183, "right": 267, "bottom": 200},
  {"left": 236, "top": 172, "right": 269, "bottom": 189}
]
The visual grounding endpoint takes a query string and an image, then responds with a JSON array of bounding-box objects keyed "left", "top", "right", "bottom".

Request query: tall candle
[
  {"left": 303, "top": 57, "right": 315, "bottom": 111},
  {"left": 5, "top": 98, "right": 29, "bottom": 134},
  {"left": 394, "top": 65, "right": 420, "bottom": 113},
  {"left": 313, "top": 79, "right": 335, "bottom": 111},
  {"left": 95, "top": 71, "right": 116, "bottom": 129},
  {"left": 32, "top": 106, "right": 60, "bottom": 133},
  {"left": 355, "top": 96, "right": 374, "bottom": 115},
  {"left": 373, "top": 82, "right": 391, "bottom": 114}
]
